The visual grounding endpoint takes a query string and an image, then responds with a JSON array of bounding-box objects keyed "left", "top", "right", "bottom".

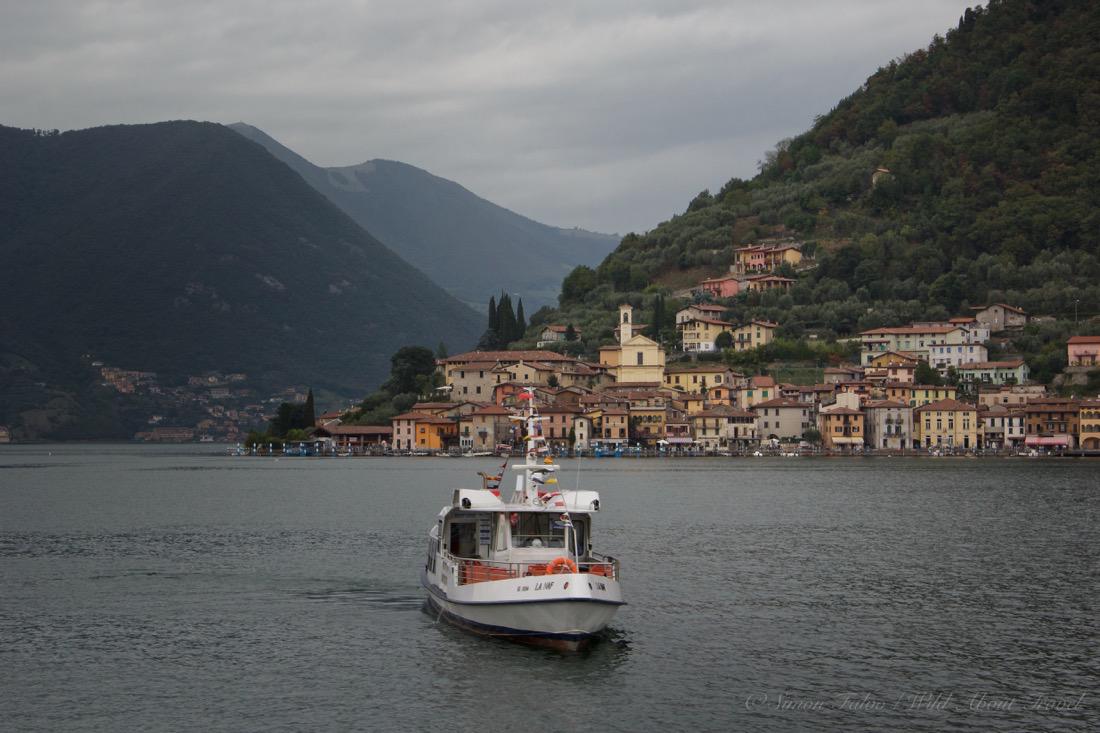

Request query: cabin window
[{"left": 448, "top": 519, "right": 478, "bottom": 558}]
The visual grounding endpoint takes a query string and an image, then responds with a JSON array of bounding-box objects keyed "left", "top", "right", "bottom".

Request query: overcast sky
[{"left": 2, "top": 0, "right": 972, "bottom": 235}]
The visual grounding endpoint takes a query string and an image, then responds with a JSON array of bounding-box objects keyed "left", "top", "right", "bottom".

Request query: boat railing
[{"left": 440, "top": 549, "right": 619, "bottom": 584}]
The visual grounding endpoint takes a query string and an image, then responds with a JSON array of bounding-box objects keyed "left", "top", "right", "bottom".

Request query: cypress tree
[
  {"left": 303, "top": 388, "right": 316, "bottom": 428},
  {"left": 515, "top": 298, "right": 526, "bottom": 340},
  {"left": 487, "top": 295, "right": 498, "bottom": 336},
  {"left": 499, "top": 292, "right": 517, "bottom": 345}
]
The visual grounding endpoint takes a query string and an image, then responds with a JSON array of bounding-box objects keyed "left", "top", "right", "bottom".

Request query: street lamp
[{"left": 1074, "top": 298, "right": 1080, "bottom": 324}]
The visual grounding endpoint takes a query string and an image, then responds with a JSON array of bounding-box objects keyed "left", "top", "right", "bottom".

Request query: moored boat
[{"left": 420, "top": 390, "right": 624, "bottom": 650}]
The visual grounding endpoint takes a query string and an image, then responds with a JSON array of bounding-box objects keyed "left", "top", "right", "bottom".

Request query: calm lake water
[{"left": 1, "top": 446, "right": 1097, "bottom": 731}]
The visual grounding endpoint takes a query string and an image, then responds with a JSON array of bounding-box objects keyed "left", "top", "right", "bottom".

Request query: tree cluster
[{"left": 478, "top": 291, "right": 527, "bottom": 349}]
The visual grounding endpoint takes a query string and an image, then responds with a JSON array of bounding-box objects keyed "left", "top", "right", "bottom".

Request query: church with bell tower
[{"left": 597, "top": 304, "right": 667, "bottom": 384}]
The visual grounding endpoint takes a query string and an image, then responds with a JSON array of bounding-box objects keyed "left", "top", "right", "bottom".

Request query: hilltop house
[
  {"left": 732, "top": 241, "right": 802, "bottom": 275},
  {"left": 731, "top": 321, "right": 777, "bottom": 351},
  {"left": 1067, "top": 335, "right": 1100, "bottom": 366},
  {"left": 698, "top": 275, "right": 740, "bottom": 299},
  {"left": 957, "top": 359, "right": 1029, "bottom": 386},
  {"left": 536, "top": 324, "right": 581, "bottom": 347},
  {"left": 679, "top": 317, "right": 734, "bottom": 352},
  {"left": 663, "top": 364, "right": 742, "bottom": 394},
  {"left": 676, "top": 304, "right": 728, "bottom": 324},
  {"left": 972, "top": 303, "right": 1028, "bottom": 331}
]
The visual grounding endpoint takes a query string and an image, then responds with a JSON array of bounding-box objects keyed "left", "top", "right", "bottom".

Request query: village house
[
  {"left": 679, "top": 317, "right": 734, "bottom": 352},
  {"left": 664, "top": 419, "right": 693, "bottom": 449},
  {"left": 1024, "top": 398, "right": 1080, "bottom": 451},
  {"left": 391, "top": 411, "right": 457, "bottom": 452},
  {"left": 461, "top": 405, "right": 514, "bottom": 451},
  {"left": 439, "top": 349, "right": 578, "bottom": 399},
  {"left": 675, "top": 304, "right": 728, "bottom": 325},
  {"left": 820, "top": 407, "right": 864, "bottom": 452},
  {"left": 914, "top": 399, "right": 979, "bottom": 450},
  {"left": 913, "top": 317, "right": 992, "bottom": 343},
  {"left": 928, "top": 342, "right": 989, "bottom": 371},
  {"left": 738, "top": 375, "right": 777, "bottom": 409},
  {"left": 731, "top": 320, "right": 777, "bottom": 351},
  {"left": 752, "top": 398, "right": 814, "bottom": 442},
  {"left": 862, "top": 400, "right": 913, "bottom": 451},
  {"left": 864, "top": 352, "right": 921, "bottom": 384},
  {"left": 823, "top": 365, "right": 864, "bottom": 384},
  {"left": 957, "top": 359, "right": 1030, "bottom": 386},
  {"left": 859, "top": 325, "right": 974, "bottom": 366},
  {"left": 1066, "top": 335, "right": 1100, "bottom": 366},
  {"left": 598, "top": 305, "right": 667, "bottom": 383},
  {"left": 1078, "top": 401, "right": 1100, "bottom": 451},
  {"left": 977, "top": 404, "right": 1025, "bottom": 452},
  {"left": 663, "top": 364, "right": 742, "bottom": 394},
  {"left": 971, "top": 303, "right": 1028, "bottom": 331},
  {"left": 539, "top": 405, "right": 580, "bottom": 448},
  {"left": 977, "top": 383, "right": 1047, "bottom": 407},
  {"left": 883, "top": 383, "right": 958, "bottom": 408},
  {"left": 593, "top": 407, "right": 629, "bottom": 447},
  {"left": 732, "top": 241, "right": 803, "bottom": 275},
  {"left": 698, "top": 275, "right": 741, "bottom": 299},
  {"left": 535, "top": 324, "right": 581, "bottom": 347},
  {"left": 630, "top": 405, "right": 685, "bottom": 447},
  {"left": 572, "top": 413, "right": 593, "bottom": 451},
  {"left": 743, "top": 275, "right": 795, "bottom": 293},
  {"left": 690, "top": 406, "right": 758, "bottom": 450}
]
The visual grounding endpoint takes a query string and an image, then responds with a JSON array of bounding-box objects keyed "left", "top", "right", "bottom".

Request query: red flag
[{"left": 517, "top": 392, "right": 532, "bottom": 401}]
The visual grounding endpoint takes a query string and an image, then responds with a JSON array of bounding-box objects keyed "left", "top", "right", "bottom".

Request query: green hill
[
  {"left": 539, "top": 0, "right": 1100, "bottom": 359},
  {"left": 0, "top": 121, "right": 483, "bottom": 438},
  {"left": 229, "top": 123, "right": 619, "bottom": 309}
]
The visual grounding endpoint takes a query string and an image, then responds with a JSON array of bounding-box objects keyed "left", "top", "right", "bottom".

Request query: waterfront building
[
  {"left": 863, "top": 400, "right": 913, "bottom": 451},
  {"left": 1024, "top": 398, "right": 1080, "bottom": 450},
  {"left": 0, "top": 425, "right": 9, "bottom": 443},
  {"left": 689, "top": 406, "right": 758, "bottom": 450},
  {"left": 460, "top": 405, "right": 514, "bottom": 451},
  {"left": 593, "top": 407, "right": 629, "bottom": 447},
  {"left": 819, "top": 407, "right": 864, "bottom": 452},
  {"left": 1078, "top": 401, "right": 1100, "bottom": 450},
  {"left": 539, "top": 406, "right": 580, "bottom": 448},
  {"left": 313, "top": 424, "right": 392, "bottom": 451},
  {"left": 957, "top": 359, "right": 1030, "bottom": 386},
  {"left": 914, "top": 399, "right": 979, "bottom": 450},
  {"left": 752, "top": 398, "right": 814, "bottom": 442},
  {"left": 977, "top": 404, "right": 1025, "bottom": 452},
  {"left": 572, "top": 414, "right": 593, "bottom": 451},
  {"left": 1067, "top": 335, "right": 1100, "bottom": 366}
]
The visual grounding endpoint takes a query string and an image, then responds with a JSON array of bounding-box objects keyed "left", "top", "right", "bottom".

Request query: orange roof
[
  {"left": 391, "top": 411, "right": 437, "bottom": 421},
  {"left": 748, "top": 375, "right": 776, "bottom": 388},
  {"left": 751, "top": 398, "right": 805, "bottom": 409},
  {"left": 1068, "top": 335, "right": 1100, "bottom": 344},
  {"left": 443, "top": 350, "right": 576, "bottom": 363}
]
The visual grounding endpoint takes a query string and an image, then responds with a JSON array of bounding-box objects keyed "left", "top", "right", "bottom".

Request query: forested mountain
[
  {"left": 0, "top": 121, "right": 482, "bottom": 438},
  {"left": 540, "top": 0, "right": 1100, "bottom": 361},
  {"left": 229, "top": 123, "right": 618, "bottom": 309}
]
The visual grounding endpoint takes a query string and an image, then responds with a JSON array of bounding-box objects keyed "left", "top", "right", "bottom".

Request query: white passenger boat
[{"left": 421, "top": 392, "right": 624, "bottom": 651}]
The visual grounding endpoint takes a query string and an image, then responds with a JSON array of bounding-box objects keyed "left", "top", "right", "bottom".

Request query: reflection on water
[{"left": 0, "top": 445, "right": 1096, "bottom": 731}]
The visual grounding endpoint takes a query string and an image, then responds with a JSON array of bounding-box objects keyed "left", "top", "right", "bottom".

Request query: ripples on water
[{"left": 0, "top": 446, "right": 1096, "bottom": 731}]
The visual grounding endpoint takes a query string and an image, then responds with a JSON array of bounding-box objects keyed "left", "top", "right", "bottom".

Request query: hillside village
[{"left": 307, "top": 241, "right": 1100, "bottom": 456}]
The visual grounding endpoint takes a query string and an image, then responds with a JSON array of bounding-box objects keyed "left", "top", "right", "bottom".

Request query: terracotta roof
[
  {"left": 913, "top": 399, "right": 977, "bottom": 413},
  {"left": 472, "top": 405, "right": 511, "bottom": 416},
  {"left": 823, "top": 407, "right": 863, "bottom": 416},
  {"left": 411, "top": 402, "right": 459, "bottom": 410},
  {"left": 391, "top": 411, "right": 438, "bottom": 421},
  {"left": 693, "top": 406, "right": 757, "bottom": 418},
  {"left": 751, "top": 398, "right": 805, "bottom": 409},
  {"left": 664, "top": 364, "right": 732, "bottom": 373},
  {"left": 681, "top": 304, "right": 727, "bottom": 312},
  {"left": 748, "top": 376, "right": 776, "bottom": 388},
  {"left": 1067, "top": 335, "right": 1100, "bottom": 344},
  {"left": 684, "top": 317, "right": 733, "bottom": 327},
  {"left": 864, "top": 400, "right": 908, "bottom": 408},
  {"left": 542, "top": 324, "right": 581, "bottom": 333},
  {"left": 700, "top": 275, "right": 739, "bottom": 284},
  {"left": 600, "top": 408, "right": 628, "bottom": 416},
  {"left": 443, "top": 350, "right": 577, "bottom": 363},
  {"left": 315, "top": 425, "right": 392, "bottom": 435},
  {"left": 860, "top": 325, "right": 957, "bottom": 336},
  {"left": 748, "top": 320, "right": 779, "bottom": 328}
]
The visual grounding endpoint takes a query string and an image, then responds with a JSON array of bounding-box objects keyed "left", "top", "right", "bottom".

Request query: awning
[
  {"left": 831, "top": 437, "right": 864, "bottom": 445},
  {"left": 666, "top": 437, "right": 695, "bottom": 444},
  {"left": 1025, "top": 436, "right": 1070, "bottom": 447}
]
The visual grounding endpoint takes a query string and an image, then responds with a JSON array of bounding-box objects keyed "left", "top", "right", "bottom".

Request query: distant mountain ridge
[
  {"left": 0, "top": 121, "right": 483, "bottom": 438},
  {"left": 229, "top": 123, "right": 619, "bottom": 309}
]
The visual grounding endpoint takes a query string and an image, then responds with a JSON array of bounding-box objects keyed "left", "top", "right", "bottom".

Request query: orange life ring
[{"left": 546, "top": 556, "right": 578, "bottom": 574}]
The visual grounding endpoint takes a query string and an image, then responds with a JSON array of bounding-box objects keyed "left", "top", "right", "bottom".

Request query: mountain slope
[
  {"left": 229, "top": 123, "right": 619, "bottom": 309},
  {"left": 539, "top": 0, "right": 1100, "bottom": 351},
  {"left": 0, "top": 121, "right": 483, "bottom": 435}
]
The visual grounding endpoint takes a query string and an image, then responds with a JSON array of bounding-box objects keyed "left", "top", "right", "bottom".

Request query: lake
[{"left": 1, "top": 446, "right": 1096, "bottom": 731}]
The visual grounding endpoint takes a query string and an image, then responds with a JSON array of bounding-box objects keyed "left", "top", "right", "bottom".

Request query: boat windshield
[{"left": 512, "top": 513, "right": 586, "bottom": 552}]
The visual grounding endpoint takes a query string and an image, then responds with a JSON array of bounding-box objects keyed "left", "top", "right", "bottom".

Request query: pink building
[
  {"left": 699, "top": 275, "right": 740, "bottom": 299},
  {"left": 1067, "top": 335, "right": 1100, "bottom": 366}
]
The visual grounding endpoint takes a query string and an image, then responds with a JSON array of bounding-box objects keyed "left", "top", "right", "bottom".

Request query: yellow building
[
  {"left": 737, "top": 375, "right": 777, "bottom": 409},
  {"left": 884, "top": 383, "right": 957, "bottom": 408},
  {"left": 820, "top": 408, "right": 864, "bottom": 451},
  {"left": 599, "top": 304, "right": 666, "bottom": 384},
  {"left": 914, "top": 398, "right": 979, "bottom": 450},
  {"left": 1079, "top": 401, "right": 1100, "bottom": 450},
  {"left": 663, "top": 365, "right": 740, "bottom": 394},
  {"left": 391, "top": 411, "right": 458, "bottom": 452},
  {"left": 731, "top": 320, "right": 777, "bottom": 351}
]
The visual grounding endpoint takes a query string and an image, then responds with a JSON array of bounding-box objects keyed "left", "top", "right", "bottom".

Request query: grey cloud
[{"left": 1, "top": 0, "right": 972, "bottom": 234}]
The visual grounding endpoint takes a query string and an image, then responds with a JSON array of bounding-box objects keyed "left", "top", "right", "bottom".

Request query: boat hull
[{"left": 422, "top": 572, "right": 622, "bottom": 651}]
